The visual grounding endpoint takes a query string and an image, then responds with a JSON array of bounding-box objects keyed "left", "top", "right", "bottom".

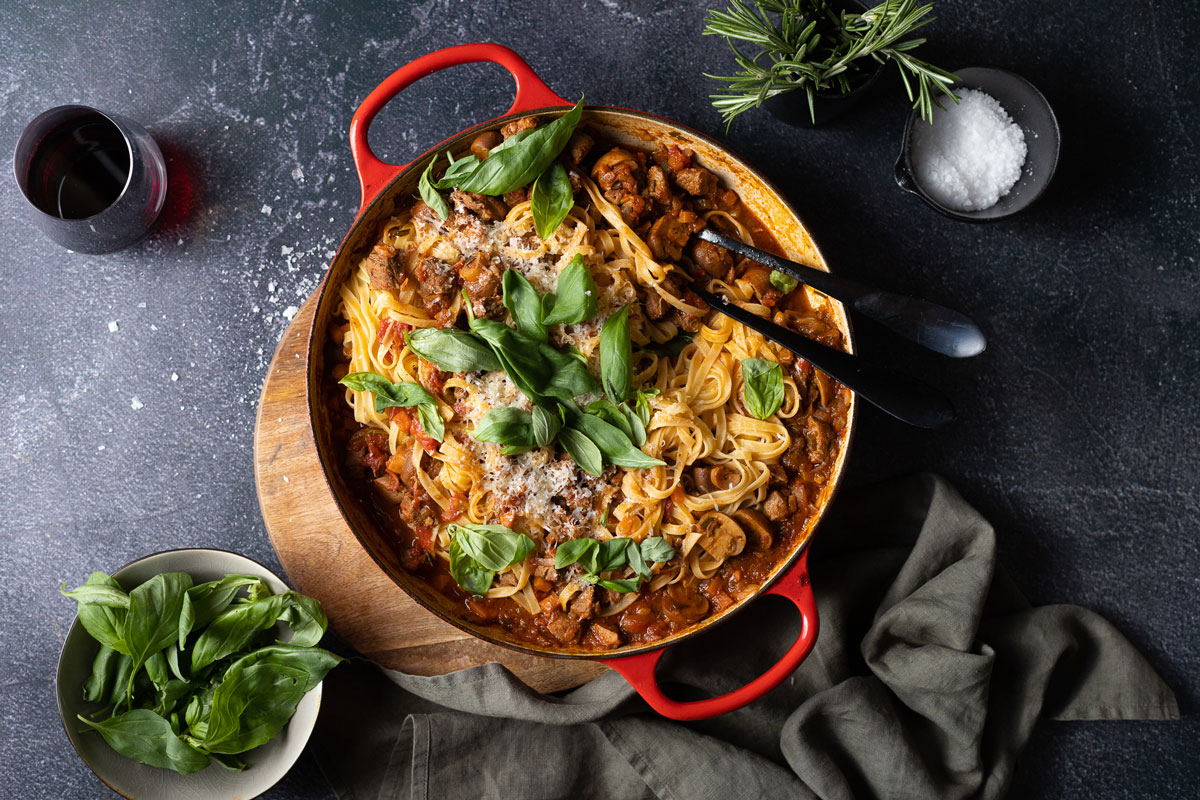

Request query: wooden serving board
[{"left": 252, "top": 296, "right": 607, "bottom": 693}]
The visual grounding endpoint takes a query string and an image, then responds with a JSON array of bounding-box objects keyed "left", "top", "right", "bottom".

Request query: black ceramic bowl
[{"left": 894, "top": 67, "right": 1060, "bottom": 221}]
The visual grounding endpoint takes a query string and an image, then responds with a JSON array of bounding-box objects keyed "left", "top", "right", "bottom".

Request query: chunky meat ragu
[
  {"left": 450, "top": 189, "right": 508, "bottom": 222},
  {"left": 458, "top": 253, "right": 504, "bottom": 319},
  {"left": 591, "top": 147, "right": 650, "bottom": 226},
  {"left": 365, "top": 242, "right": 405, "bottom": 294},
  {"left": 414, "top": 257, "right": 460, "bottom": 325},
  {"left": 500, "top": 116, "right": 537, "bottom": 139}
]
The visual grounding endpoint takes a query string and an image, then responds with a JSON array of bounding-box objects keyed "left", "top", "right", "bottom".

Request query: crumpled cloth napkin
[{"left": 310, "top": 474, "right": 1178, "bottom": 800}]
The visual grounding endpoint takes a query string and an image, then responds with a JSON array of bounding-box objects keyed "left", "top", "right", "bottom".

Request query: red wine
[{"left": 26, "top": 112, "right": 130, "bottom": 219}]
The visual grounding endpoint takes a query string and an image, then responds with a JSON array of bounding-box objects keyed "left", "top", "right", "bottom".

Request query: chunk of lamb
[
  {"left": 586, "top": 623, "right": 622, "bottom": 649},
  {"left": 459, "top": 253, "right": 505, "bottom": 319},
  {"left": 567, "top": 130, "right": 594, "bottom": 165},
  {"left": 653, "top": 144, "right": 693, "bottom": 177},
  {"left": 470, "top": 130, "right": 502, "bottom": 160},
  {"left": 591, "top": 148, "right": 649, "bottom": 226},
  {"left": 568, "top": 585, "right": 597, "bottom": 620},
  {"left": 365, "top": 243, "right": 405, "bottom": 294},
  {"left": 450, "top": 189, "right": 508, "bottom": 222},
  {"left": 346, "top": 429, "right": 389, "bottom": 477},
  {"left": 544, "top": 608, "right": 582, "bottom": 643},
  {"left": 415, "top": 257, "right": 459, "bottom": 322},
  {"left": 689, "top": 239, "right": 734, "bottom": 280},
  {"left": 501, "top": 116, "right": 537, "bottom": 139},
  {"left": 763, "top": 490, "right": 790, "bottom": 521},
  {"left": 674, "top": 166, "right": 719, "bottom": 197},
  {"left": 645, "top": 165, "right": 673, "bottom": 206}
]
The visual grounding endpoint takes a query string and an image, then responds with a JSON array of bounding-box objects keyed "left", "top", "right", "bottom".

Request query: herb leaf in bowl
[{"left": 62, "top": 570, "right": 343, "bottom": 775}]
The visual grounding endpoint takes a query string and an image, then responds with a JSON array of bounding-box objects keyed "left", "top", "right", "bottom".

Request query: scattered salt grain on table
[{"left": 911, "top": 89, "right": 1027, "bottom": 212}]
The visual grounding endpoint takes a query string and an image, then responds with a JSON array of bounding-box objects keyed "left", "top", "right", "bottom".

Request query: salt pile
[{"left": 911, "top": 89, "right": 1028, "bottom": 212}]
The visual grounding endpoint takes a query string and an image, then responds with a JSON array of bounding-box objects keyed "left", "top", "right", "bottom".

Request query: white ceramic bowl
[{"left": 56, "top": 548, "right": 323, "bottom": 800}]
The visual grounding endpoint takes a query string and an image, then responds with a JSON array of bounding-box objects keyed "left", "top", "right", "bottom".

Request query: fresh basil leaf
[
  {"left": 570, "top": 413, "right": 665, "bottom": 470},
  {"left": 82, "top": 645, "right": 123, "bottom": 704},
  {"left": 339, "top": 371, "right": 443, "bottom": 442},
  {"left": 144, "top": 651, "right": 169, "bottom": 690},
  {"left": 419, "top": 158, "right": 449, "bottom": 220},
  {"left": 165, "top": 644, "right": 186, "bottom": 683},
  {"left": 540, "top": 343, "right": 600, "bottom": 400},
  {"left": 434, "top": 150, "right": 483, "bottom": 189},
  {"left": 558, "top": 426, "right": 604, "bottom": 476},
  {"left": 183, "top": 575, "right": 261, "bottom": 646},
  {"left": 634, "top": 389, "right": 658, "bottom": 427},
  {"left": 184, "top": 687, "right": 213, "bottom": 737},
  {"left": 531, "top": 404, "right": 562, "bottom": 447},
  {"left": 554, "top": 538, "right": 599, "bottom": 570},
  {"left": 599, "top": 505, "right": 611, "bottom": 527},
  {"left": 190, "top": 594, "right": 289, "bottom": 671},
  {"left": 153, "top": 678, "right": 195, "bottom": 718},
  {"left": 600, "top": 306, "right": 633, "bottom": 404},
  {"left": 472, "top": 407, "right": 534, "bottom": 449},
  {"left": 278, "top": 593, "right": 328, "bottom": 648},
  {"left": 595, "top": 538, "right": 632, "bottom": 573},
  {"left": 586, "top": 399, "right": 633, "bottom": 441},
  {"left": 405, "top": 328, "right": 501, "bottom": 372},
  {"left": 339, "top": 372, "right": 437, "bottom": 414},
  {"left": 63, "top": 573, "right": 131, "bottom": 654},
  {"left": 741, "top": 358, "right": 785, "bottom": 420},
  {"left": 202, "top": 663, "right": 309, "bottom": 755},
  {"left": 79, "top": 709, "right": 210, "bottom": 775},
  {"left": 125, "top": 572, "right": 193, "bottom": 682},
  {"left": 640, "top": 536, "right": 676, "bottom": 564},
  {"left": 591, "top": 577, "right": 643, "bottom": 593},
  {"left": 61, "top": 575, "right": 131, "bottom": 608},
  {"left": 543, "top": 255, "right": 598, "bottom": 326},
  {"left": 531, "top": 161, "right": 574, "bottom": 240},
  {"left": 448, "top": 536, "right": 494, "bottom": 595},
  {"left": 502, "top": 269, "right": 547, "bottom": 342},
  {"left": 211, "top": 753, "right": 247, "bottom": 772},
  {"left": 770, "top": 270, "right": 799, "bottom": 295},
  {"left": 448, "top": 101, "right": 583, "bottom": 195},
  {"left": 414, "top": 402, "right": 445, "bottom": 443},
  {"left": 450, "top": 523, "right": 535, "bottom": 571},
  {"left": 637, "top": 332, "right": 694, "bottom": 357},
  {"left": 626, "top": 541, "right": 650, "bottom": 578},
  {"left": 469, "top": 319, "right": 554, "bottom": 401},
  {"left": 621, "top": 403, "right": 647, "bottom": 447}
]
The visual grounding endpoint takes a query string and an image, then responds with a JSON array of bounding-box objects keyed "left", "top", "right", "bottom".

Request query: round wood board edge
[{"left": 252, "top": 295, "right": 606, "bottom": 693}]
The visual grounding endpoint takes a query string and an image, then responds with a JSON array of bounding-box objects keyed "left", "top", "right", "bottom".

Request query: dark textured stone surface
[{"left": 1, "top": 1, "right": 1195, "bottom": 797}]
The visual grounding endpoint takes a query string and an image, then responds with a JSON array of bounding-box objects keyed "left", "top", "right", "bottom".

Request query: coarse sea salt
[{"left": 911, "top": 88, "right": 1027, "bottom": 212}]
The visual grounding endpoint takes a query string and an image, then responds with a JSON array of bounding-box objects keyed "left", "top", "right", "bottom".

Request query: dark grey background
[{"left": 2, "top": 1, "right": 1195, "bottom": 797}]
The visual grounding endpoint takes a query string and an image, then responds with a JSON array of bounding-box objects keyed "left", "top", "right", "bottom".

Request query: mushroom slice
[
  {"left": 732, "top": 508, "right": 773, "bottom": 550},
  {"left": 696, "top": 511, "right": 746, "bottom": 561}
]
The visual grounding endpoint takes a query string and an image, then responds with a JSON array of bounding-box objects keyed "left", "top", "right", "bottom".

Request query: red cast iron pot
[{"left": 306, "top": 43, "right": 857, "bottom": 720}]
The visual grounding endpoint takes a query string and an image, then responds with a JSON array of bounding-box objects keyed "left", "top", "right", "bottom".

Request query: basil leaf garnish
[
  {"left": 558, "top": 427, "right": 604, "bottom": 476},
  {"left": 592, "top": 577, "right": 643, "bottom": 594},
  {"left": 555, "top": 538, "right": 599, "bottom": 570},
  {"left": 441, "top": 101, "right": 583, "bottom": 196},
  {"left": 448, "top": 537, "right": 493, "bottom": 596},
  {"left": 406, "top": 328, "right": 501, "bottom": 372},
  {"left": 502, "top": 269, "right": 547, "bottom": 342},
  {"left": 620, "top": 402, "right": 647, "bottom": 447},
  {"left": 531, "top": 161, "right": 574, "bottom": 240},
  {"left": 600, "top": 306, "right": 633, "bottom": 404},
  {"left": 436, "top": 150, "right": 482, "bottom": 188},
  {"left": 769, "top": 270, "right": 799, "bottom": 295},
  {"left": 741, "top": 358, "right": 785, "bottom": 420},
  {"left": 595, "top": 538, "right": 632, "bottom": 573},
  {"left": 543, "top": 255, "right": 599, "bottom": 326},
  {"left": 569, "top": 413, "right": 665, "bottom": 470},
  {"left": 540, "top": 343, "right": 599, "bottom": 400},
  {"left": 418, "top": 159, "right": 449, "bottom": 220},
  {"left": 450, "top": 523, "right": 535, "bottom": 571},
  {"left": 339, "top": 371, "right": 444, "bottom": 442},
  {"left": 531, "top": 405, "right": 562, "bottom": 447},
  {"left": 472, "top": 407, "right": 537, "bottom": 455},
  {"left": 586, "top": 398, "right": 634, "bottom": 441},
  {"left": 637, "top": 332, "right": 694, "bottom": 357},
  {"left": 640, "top": 537, "right": 676, "bottom": 564}
]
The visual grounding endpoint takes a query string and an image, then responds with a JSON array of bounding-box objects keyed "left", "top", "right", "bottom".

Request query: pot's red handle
[
  {"left": 349, "top": 43, "right": 568, "bottom": 212},
  {"left": 606, "top": 548, "right": 818, "bottom": 721}
]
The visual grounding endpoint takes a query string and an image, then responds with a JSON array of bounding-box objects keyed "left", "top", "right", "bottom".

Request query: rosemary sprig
[{"left": 703, "top": 0, "right": 959, "bottom": 127}]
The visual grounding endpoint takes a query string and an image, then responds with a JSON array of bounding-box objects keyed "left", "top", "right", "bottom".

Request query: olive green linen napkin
[{"left": 310, "top": 474, "right": 1178, "bottom": 800}]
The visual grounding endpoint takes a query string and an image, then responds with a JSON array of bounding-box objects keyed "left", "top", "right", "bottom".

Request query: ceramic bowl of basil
[{"left": 56, "top": 548, "right": 340, "bottom": 800}]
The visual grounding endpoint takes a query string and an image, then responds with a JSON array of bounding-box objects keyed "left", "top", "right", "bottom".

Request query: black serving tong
[
  {"left": 695, "top": 228, "right": 987, "bottom": 359},
  {"left": 686, "top": 282, "right": 955, "bottom": 429}
]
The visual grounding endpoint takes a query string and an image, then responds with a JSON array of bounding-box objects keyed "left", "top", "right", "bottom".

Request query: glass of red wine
[{"left": 13, "top": 105, "right": 168, "bottom": 254}]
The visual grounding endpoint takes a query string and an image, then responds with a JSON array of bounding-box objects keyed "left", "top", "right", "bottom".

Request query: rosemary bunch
[{"left": 703, "top": 0, "right": 958, "bottom": 127}]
